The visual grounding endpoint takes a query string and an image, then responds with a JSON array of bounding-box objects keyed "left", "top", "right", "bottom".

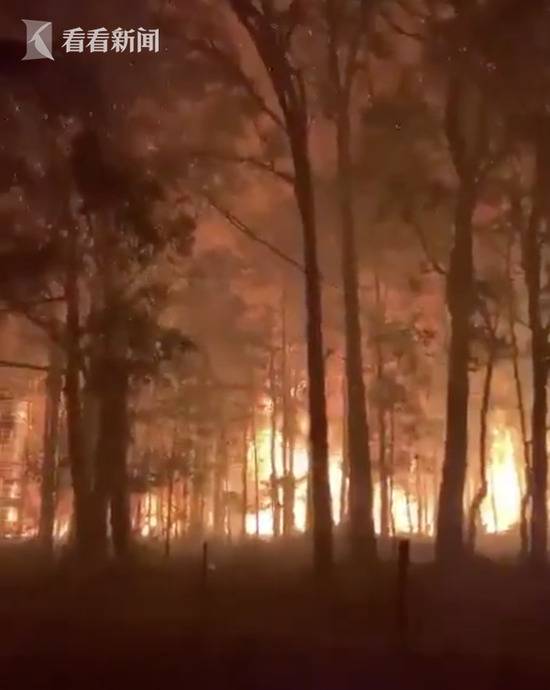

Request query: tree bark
[
  {"left": 436, "top": 176, "right": 477, "bottom": 564},
  {"left": 293, "top": 139, "right": 333, "bottom": 573},
  {"left": 281, "top": 296, "right": 295, "bottom": 536},
  {"left": 374, "top": 275, "right": 390, "bottom": 540},
  {"left": 269, "top": 348, "right": 281, "bottom": 537},
  {"left": 64, "top": 229, "right": 94, "bottom": 560},
  {"left": 213, "top": 431, "right": 225, "bottom": 536},
  {"left": 339, "top": 373, "right": 349, "bottom": 525},
  {"left": 389, "top": 405, "right": 397, "bottom": 537},
  {"left": 467, "top": 347, "right": 495, "bottom": 551},
  {"left": 190, "top": 447, "right": 205, "bottom": 538},
  {"left": 506, "top": 204, "right": 531, "bottom": 560},
  {"left": 415, "top": 456, "right": 423, "bottom": 535},
  {"left": 524, "top": 133, "right": 548, "bottom": 569},
  {"left": 327, "top": 0, "right": 376, "bottom": 564},
  {"left": 165, "top": 458, "right": 175, "bottom": 559},
  {"left": 241, "top": 425, "right": 248, "bottom": 538},
  {"left": 96, "top": 358, "right": 131, "bottom": 559},
  {"left": 39, "top": 344, "right": 63, "bottom": 554},
  {"left": 435, "top": 67, "right": 485, "bottom": 566},
  {"left": 252, "top": 411, "right": 260, "bottom": 538},
  {"left": 227, "top": 0, "right": 333, "bottom": 574}
]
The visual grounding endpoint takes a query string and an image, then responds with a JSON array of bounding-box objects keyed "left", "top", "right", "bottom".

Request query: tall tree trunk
[
  {"left": 39, "top": 344, "right": 63, "bottom": 554},
  {"left": 405, "top": 485, "right": 414, "bottom": 535},
  {"left": 389, "top": 405, "right": 396, "bottom": 537},
  {"left": 269, "top": 348, "right": 281, "bottom": 537},
  {"left": 165, "top": 426, "right": 177, "bottom": 559},
  {"left": 165, "top": 462, "right": 175, "bottom": 559},
  {"left": 415, "top": 456, "right": 423, "bottom": 535},
  {"left": 281, "top": 296, "right": 295, "bottom": 536},
  {"left": 507, "top": 203, "right": 531, "bottom": 559},
  {"left": 378, "top": 406, "right": 389, "bottom": 539},
  {"left": 182, "top": 476, "right": 189, "bottom": 536},
  {"left": 213, "top": 431, "right": 225, "bottom": 536},
  {"left": 190, "top": 447, "right": 205, "bottom": 538},
  {"left": 64, "top": 232, "right": 94, "bottom": 560},
  {"left": 435, "top": 71, "right": 484, "bottom": 566},
  {"left": 524, "top": 134, "right": 548, "bottom": 569},
  {"left": 436, "top": 177, "right": 477, "bottom": 564},
  {"left": 467, "top": 348, "right": 495, "bottom": 550},
  {"left": 97, "top": 359, "right": 131, "bottom": 560},
  {"left": 374, "top": 275, "right": 390, "bottom": 539},
  {"left": 293, "top": 137, "right": 333, "bottom": 573},
  {"left": 252, "top": 412, "right": 260, "bottom": 538},
  {"left": 512, "top": 317, "right": 531, "bottom": 557},
  {"left": 340, "top": 373, "right": 349, "bottom": 525},
  {"left": 242, "top": 425, "right": 249, "bottom": 538},
  {"left": 330, "top": 55, "right": 376, "bottom": 565},
  {"left": 90, "top": 355, "right": 109, "bottom": 558},
  {"left": 287, "top": 386, "right": 297, "bottom": 534},
  {"left": 228, "top": 1, "right": 333, "bottom": 574},
  {"left": 164, "top": 468, "right": 174, "bottom": 558}
]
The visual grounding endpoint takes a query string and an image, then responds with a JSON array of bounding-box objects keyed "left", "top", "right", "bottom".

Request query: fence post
[
  {"left": 397, "top": 538, "right": 410, "bottom": 648},
  {"left": 201, "top": 540, "right": 209, "bottom": 591}
]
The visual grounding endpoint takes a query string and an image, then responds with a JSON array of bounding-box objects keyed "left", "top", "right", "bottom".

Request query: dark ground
[{"left": 2, "top": 537, "right": 550, "bottom": 689}]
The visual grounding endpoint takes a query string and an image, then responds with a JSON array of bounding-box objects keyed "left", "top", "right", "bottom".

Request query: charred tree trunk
[
  {"left": 436, "top": 71, "right": 485, "bottom": 565},
  {"left": 340, "top": 374, "right": 349, "bottom": 525},
  {"left": 64, "top": 231, "right": 94, "bottom": 560},
  {"left": 405, "top": 484, "right": 414, "bottom": 535},
  {"left": 337, "top": 112, "right": 376, "bottom": 563},
  {"left": 96, "top": 357, "right": 131, "bottom": 560},
  {"left": 436, "top": 174, "right": 477, "bottom": 564},
  {"left": 242, "top": 425, "right": 249, "bottom": 538},
  {"left": 327, "top": 0, "right": 376, "bottom": 564},
  {"left": 39, "top": 345, "right": 63, "bottom": 554},
  {"left": 182, "top": 476, "right": 189, "bottom": 536},
  {"left": 467, "top": 347, "right": 495, "bottom": 551},
  {"left": 281, "top": 297, "right": 295, "bottom": 536},
  {"left": 293, "top": 139, "right": 333, "bottom": 573},
  {"left": 252, "top": 412, "right": 260, "bottom": 538},
  {"left": 507, "top": 203, "right": 531, "bottom": 559},
  {"left": 90, "top": 355, "right": 109, "bottom": 558},
  {"left": 213, "top": 431, "right": 225, "bottom": 536},
  {"left": 378, "top": 407, "right": 389, "bottom": 539},
  {"left": 228, "top": 0, "right": 333, "bottom": 574},
  {"left": 415, "top": 456, "right": 423, "bottom": 535},
  {"left": 524, "top": 131, "right": 549, "bottom": 569},
  {"left": 286, "top": 389, "right": 297, "bottom": 535},
  {"left": 269, "top": 349, "right": 281, "bottom": 537},
  {"left": 389, "top": 405, "right": 397, "bottom": 537},
  {"left": 190, "top": 449, "right": 205, "bottom": 538},
  {"left": 374, "top": 276, "right": 390, "bottom": 539},
  {"left": 512, "top": 317, "right": 531, "bottom": 559},
  {"left": 165, "top": 458, "right": 175, "bottom": 559}
]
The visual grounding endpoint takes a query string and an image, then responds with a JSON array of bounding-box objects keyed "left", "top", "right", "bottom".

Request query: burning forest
[{"left": 1, "top": 1, "right": 550, "bottom": 688}]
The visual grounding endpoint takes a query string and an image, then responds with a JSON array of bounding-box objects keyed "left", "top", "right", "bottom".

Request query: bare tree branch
[
  {"left": 203, "top": 193, "right": 304, "bottom": 273},
  {"left": 409, "top": 216, "right": 447, "bottom": 275},
  {"left": 0, "top": 359, "right": 50, "bottom": 372},
  {"left": 0, "top": 295, "right": 65, "bottom": 314},
  {"left": 189, "top": 148, "right": 294, "bottom": 185},
  {"left": 392, "top": 0, "right": 430, "bottom": 22},
  {"left": 379, "top": 8, "right": 426, "bottom": 41},
  {"left": 186, "top": 37, "right": 286, "bottom": 131}
]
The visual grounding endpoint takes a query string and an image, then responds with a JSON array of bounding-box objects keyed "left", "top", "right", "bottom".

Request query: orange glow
[
  {"left": 243, "top": 424, "right": 523, "bottom": 540},
  {"left": 481, "top": 427, "right": 522, "bottom": 535}
]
